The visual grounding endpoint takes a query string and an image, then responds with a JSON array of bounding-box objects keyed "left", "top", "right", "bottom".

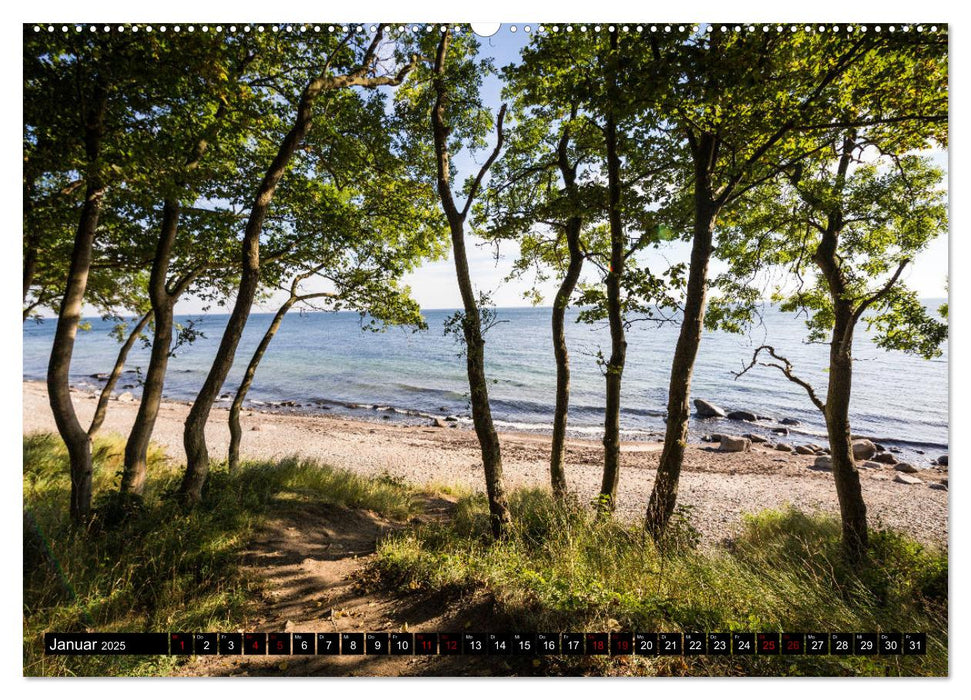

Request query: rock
[
  {"left": 795, "top": 445, "right": 816, "bottom": 455},
  {"left": 122, "top": 383, "right": 134, "bottom": 389},
  {"left": 915, "top": 449, "right": 925, "bottom": 455},
  {"left": 771, "top": 427, "right": 789, "bottom": 436},
  {"left": 874, "top": 443, "right": 886, "bottom": 453},
  {"left": 727, "top": 410, "right": 758, "bottom": 422},
  {"left": 812, "top": 455, "right": 833, "bottom": 470},
  {"left": 744, "top": 433, "right": 769, "bottom": 444},
  {"left": 250, "top": 425, "right": 261, "bottom": 431},
  {"left": 893, "top": 462, "right": 919, "bottom": 474},
  {"left": 780, "top": 417, "right": 800, "bottom": 425},
  {"left": 694, "top": 399, "right": 726, "bottom": 418},
  {"left": 894, "top": 474, "right": 923, "bottom": 485},
  {"left": 718, "top": 435, "right": 751, "bottom": 453},
  {"left": 888, "top": 446, "right": 902, "bottom": 454},
  {"left": 822, "top": 448, "right": 831, "bottom": 455},
  {"left": 445, "top": 415, "right": 459, "bottom": 422},
  {"left": 929, "top": 483, "right": 947, "bottom": 491},
  {"left": 774, "top": 443, "right": 794, "bottom": 453},
  {"left": 433, "top": 418, "right": 449, "bottom": 428},
  {"left": 860, "top": 461, "right": 884, "bottom": 470},
  {"left": 116, "top": 391, "right": 134, "bottom": 402},
  {"left": 937, "top": 455, "right": 948, "bottom": 466},
  {"left": 852, "top": 439, "right": 877, "bottom": 461},
  {"left": 872, "top": 452, "right": 897, "bottom": 465}
]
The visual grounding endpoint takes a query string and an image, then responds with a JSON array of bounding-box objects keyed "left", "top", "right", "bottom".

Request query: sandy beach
[{"left": 22, "top": 380, "right": 948, "bottom": 546}]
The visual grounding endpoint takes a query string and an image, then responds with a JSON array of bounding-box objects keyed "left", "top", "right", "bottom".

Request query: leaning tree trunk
[
  {"left": 88, "top": 309, "right": 153, "bottom": 437},
  {"left": 180, "top": 28, "right": 407, "bottom": 504},
  {"left": 228, "top": 298, "right": 295, "bottom": 472},
  {"left": 646, "top": 137, "right": 718, "bottom": 541},
  {"left": 46, "top": 91, "right": 106, "bottom": 523},
  {"left": 549, "top": 219, "right": 583, "bottom": 500},
  {"left": 598, "top": 106, "right": 627, "bottom": 513},
  {"left": 824, "top": 307, "right": 868, "bottom": 561}
]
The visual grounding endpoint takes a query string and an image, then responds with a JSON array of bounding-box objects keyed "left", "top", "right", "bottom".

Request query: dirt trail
[{"left": 175, "top": 497, "right": 541, "bottom": 677}]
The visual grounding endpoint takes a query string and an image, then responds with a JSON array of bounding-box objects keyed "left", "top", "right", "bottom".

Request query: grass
[
  {"left": 23, "top": 431, "right": 419, "bottom": 677},
  {"left": 372, "top": 489, "right": 948, "bottom": 676},
  {"left": 23, "top": 432, "right": 948, "bottom": 677}
]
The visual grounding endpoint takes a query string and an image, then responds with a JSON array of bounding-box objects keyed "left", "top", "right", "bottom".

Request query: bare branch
[{"left": 735, "top": 344, "right": 826, "bottom": 412}]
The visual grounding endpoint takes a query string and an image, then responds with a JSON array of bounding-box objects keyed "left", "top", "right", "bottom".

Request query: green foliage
[
  {"left": 23, "top": 432, "right": 418, "bottom": 676},
  {"left": 374, "top": 493, "right": 946, "bottom": 676}
]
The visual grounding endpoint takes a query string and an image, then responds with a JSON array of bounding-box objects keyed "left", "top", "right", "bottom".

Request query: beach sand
[{"left": 22, "top": 380, "right": 948, "bottom": 546}]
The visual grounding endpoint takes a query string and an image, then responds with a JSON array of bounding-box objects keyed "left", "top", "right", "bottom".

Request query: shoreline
[
  {"left": 45, "top": 371, "right": 948, "bottom": 466},
  {"left": 22, "top": 379, "right": 949, "bottom": 546}
]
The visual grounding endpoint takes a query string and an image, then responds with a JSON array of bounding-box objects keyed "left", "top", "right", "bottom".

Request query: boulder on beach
[
  {"left": 116, "top": 391, "right": 134, "bottom": 402},
  {"left": 726, "top": 410, "right": 758, "bottom": 422},
  {"left": 929, "top": 482, "right": 947, "bottom": 491},
  {"left": 771, "top": 427, "right": 789, "bottom": 436},
  {"left": 894, "top": 473, "right": 923, "bottom": 486},
  {"left": 432, "top": 418, "right": 449, "bottom": 428},
  {"left": 893, "top": 462, "right": 919, "bottom": 474},
  {"left": 795, "top": 445, "right": 816, "bottom": 455},
  {"left": 774, "top": 443, "right": 794, "bottom": 453},
  {"left": 872, "top": 452, "right": 897, "bottom": 465},
  {"left": 250, "top": 425, "right": 261, "bottom": 431},
  {"left": 744, "top": 433, "right": 768, "bottom": 444},
  {"left": 937, "top": 455, "right": 948, "bottom": 466},
  {"left": 717, "top": 435, "right": 751, "bottom": 453},
  {"left": 780, "top": 417, "right": 800, "bottom": 426},
  {"left": 860, "top": 461, "right": 884, "bottom": 470},
  {"left": 694, "top": 399, "right": 726, "bottom": 418},
  {"left": 812, "top": 455, "right": 833, "bottom": 470},
  {"left": 852, "top": 439, "right": 877, "bottom": 461}
]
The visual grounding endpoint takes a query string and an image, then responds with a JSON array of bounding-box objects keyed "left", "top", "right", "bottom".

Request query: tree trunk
[
  {"left": 645, "top": 135, "right": 718, "bottom": 541},
  {"left": 549, "top": 123, "right": 583, "bottom": 500},
  {"left": 228, "top": 298, "right": 295, "bottom": 472},
  {"left": 431, "top": 29, "right": 511, "bottom": 539},
  {"left": 549, "top": 220, "right": 583, "bottom": 500},
  {"left": 46, "top": 90, "right": 106, "bottom": 523},
  {"left": 598, "top": 102, "right": 626, "bottom": 513},
  {"left": 825, "top": 307, "right": 868, "bottom": 561},
  {"left": 88, "top": 309, "right": 153, "bottom": 437},
  {"left": 122, "top": 199, "right": 182, "bottom": 496}
]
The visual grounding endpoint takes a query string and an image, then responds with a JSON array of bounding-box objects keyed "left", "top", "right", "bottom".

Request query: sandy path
[{"left": 22, "top": 381, "right": 948, "bottom": 546}]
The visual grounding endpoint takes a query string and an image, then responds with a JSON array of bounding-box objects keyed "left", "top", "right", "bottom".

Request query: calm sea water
[{"left": 22, "top": 303, "right": 949, "bottom": 464}]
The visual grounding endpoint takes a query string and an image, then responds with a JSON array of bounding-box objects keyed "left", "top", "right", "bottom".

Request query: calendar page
[{"left": 22, "top": 18, "right": 948, "bottom": 680}]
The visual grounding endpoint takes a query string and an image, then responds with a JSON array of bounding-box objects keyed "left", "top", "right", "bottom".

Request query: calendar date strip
[{"left": 44, "top": 631, "right": 927, "bottom": 656}]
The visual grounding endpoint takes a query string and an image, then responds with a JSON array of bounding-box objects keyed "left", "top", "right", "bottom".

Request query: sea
[{"left": 22, "top": 303, "right": 949, "bottom": 466}]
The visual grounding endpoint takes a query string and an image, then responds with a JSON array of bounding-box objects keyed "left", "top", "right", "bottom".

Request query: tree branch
[{"left": 735, "top": 344, "right": 826, "bottom": 412}]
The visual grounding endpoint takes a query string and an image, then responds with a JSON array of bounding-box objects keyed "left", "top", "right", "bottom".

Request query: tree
[
  {"left": 28, "top": 27, "right": 175, "bottom": 522},
  {"left": 492, "top": 28, "right": 679, "bottom": 511},
  {"left": 179, "top": 25, "right": 418, "bottom": 504},
  {"left": 391, "top": 25, "right": 515, "bottom": 537},
  {"left": 226, "top": 111, "right": 446, "bottom": 470},
  {"left": 477, "top": 103, "right": 593, "bottom": 499},
  {"left": 643, "top": 26, "right": 947, "bottom": 543},
  {"left": 731, "top": 139, "right": 946, "bottom": 560},
  {"left": 120, "top": 34, "right": 261, "bottom": 497}
]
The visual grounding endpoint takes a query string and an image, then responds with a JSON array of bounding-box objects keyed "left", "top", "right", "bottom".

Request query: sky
[{"left": 107, "top": 24, "right": 947, "bottom": 316}]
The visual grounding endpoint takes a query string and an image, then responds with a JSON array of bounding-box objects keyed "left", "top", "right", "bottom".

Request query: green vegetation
[
  {"left": 373, "top": 488, "right": 947, "bottom": 676},
  {"left": 23, "top": 433, "right": 418, "bottom": 677}
]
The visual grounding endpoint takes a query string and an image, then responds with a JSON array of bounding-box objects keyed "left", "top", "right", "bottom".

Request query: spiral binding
[{"left": 29, "top": 23, "right": 946, "bottom": 36}]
